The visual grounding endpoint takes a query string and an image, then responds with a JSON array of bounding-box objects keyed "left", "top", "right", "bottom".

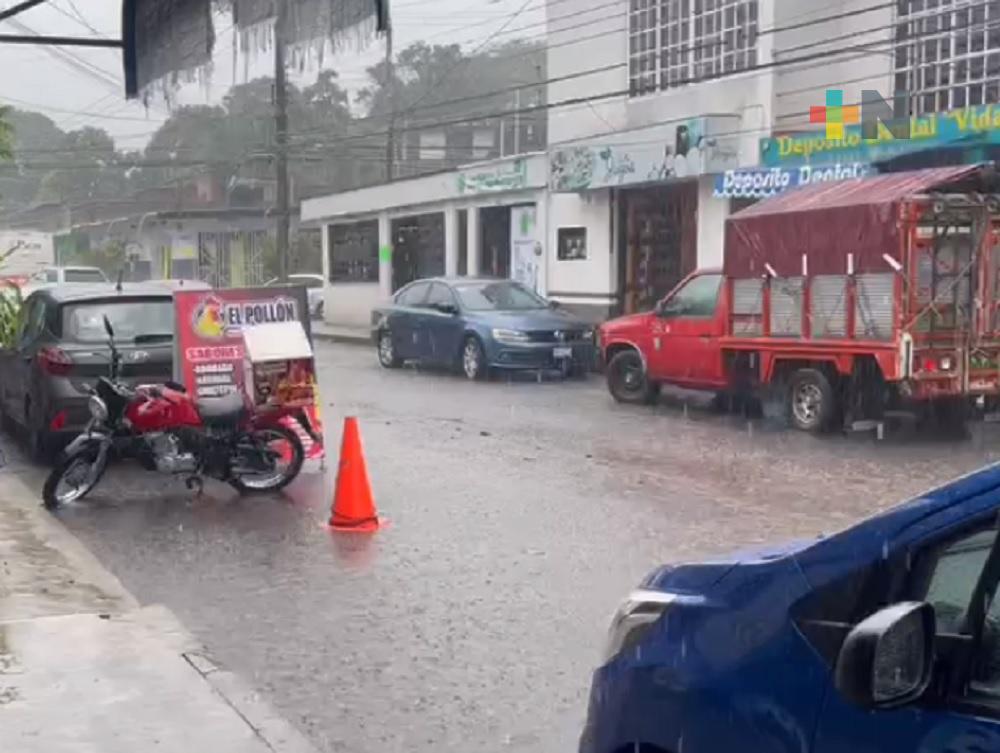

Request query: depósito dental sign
[{"left": 714, "top": 163, "right": 870, "bottom": 199}]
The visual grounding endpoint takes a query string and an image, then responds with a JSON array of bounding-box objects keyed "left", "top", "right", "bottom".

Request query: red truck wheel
[
  {"left": 607, "top": 350, "right": 659, "bottom": 405},
  {"left": 788, "top": 368, "right": 835, "bottom": 432}
]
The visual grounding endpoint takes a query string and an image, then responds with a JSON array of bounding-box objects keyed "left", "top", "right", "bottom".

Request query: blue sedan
[
  {"left": 581, "top": 465, "right": 1000, "bottom": 753},
  {"left": 371, "top": 278, "right": 595, "bottom": 379}
]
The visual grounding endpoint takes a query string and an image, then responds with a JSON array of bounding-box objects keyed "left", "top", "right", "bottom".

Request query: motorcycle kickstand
[{"left": 185, "top": 475, "right": 204, "bottom": 496}]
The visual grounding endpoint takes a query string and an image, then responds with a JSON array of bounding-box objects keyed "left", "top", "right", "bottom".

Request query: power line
[
  {"left": 286, "top": 0, "right": 915, "bottom": 146},
  {"left": 284, "top": 8, "right": 1000, "bottom": 156}
]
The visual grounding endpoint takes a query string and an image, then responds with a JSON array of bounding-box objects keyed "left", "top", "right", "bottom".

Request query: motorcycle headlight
[
  {"left": 88, "top": 395, "right": 109, "bottom": 422},
  {"left": 492, "top": 328, "right": 531, "bottom": 344},
  {"left": 601, "top": 590, "right": 676, "bottom": 664}
]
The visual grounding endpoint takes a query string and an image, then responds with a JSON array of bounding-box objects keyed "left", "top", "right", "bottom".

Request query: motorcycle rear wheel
[
  {"left": 43, "top": 444, "right": 107, "bottom": 509},
  {"left": 228, "top": 424, "right": 304, "bottom": 494}
]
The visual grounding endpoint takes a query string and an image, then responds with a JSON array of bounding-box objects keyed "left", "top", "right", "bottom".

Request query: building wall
[
  {"left": 302, "top": 153, "right": 548, "bottom": 223},
  {"left": 0, "top": 230, "right": 54, "bottom": 276},
  {"left": 695, "top": 176, "right": 730, "bottom": 269},
  {"left": 546, "top": 191, "right": 615, "bottom": 305},
  {"left": 546, "top": 0, "right": 779, "bottom": 168}
]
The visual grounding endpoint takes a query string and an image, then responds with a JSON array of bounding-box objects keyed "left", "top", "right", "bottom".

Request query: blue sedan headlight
[{"left": 492, "top": 328, "right": 531, "bottom": 344}]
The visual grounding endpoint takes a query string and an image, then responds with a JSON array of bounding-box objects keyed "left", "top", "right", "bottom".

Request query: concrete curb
[
  {"left": 312, "top": 328, "right": 371, "bottom": 346},
  {"left": 0, "top": 468, "right": 321, "bottom": 753}
]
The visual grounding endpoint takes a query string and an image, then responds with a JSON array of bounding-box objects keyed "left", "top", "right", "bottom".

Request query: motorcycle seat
[{"left": 196, "top": 392, "right": 246, "bottom": 425}]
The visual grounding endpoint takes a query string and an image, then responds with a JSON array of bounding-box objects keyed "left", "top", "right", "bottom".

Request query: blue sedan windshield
[{"left": 454, "top": 281, "right": 547, "bottom": 311}]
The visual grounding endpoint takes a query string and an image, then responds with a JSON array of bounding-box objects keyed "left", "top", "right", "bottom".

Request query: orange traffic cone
[{"left": 328, "top": 417, "right": 381, "bottom": 533}]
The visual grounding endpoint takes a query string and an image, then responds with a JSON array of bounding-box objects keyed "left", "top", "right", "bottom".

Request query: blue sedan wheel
[
  {"left": 377, "top": 330, "right": 401, "bottom": 369},
  {"left": 462, "top": 336, "right": 487, "bottom": 381}
]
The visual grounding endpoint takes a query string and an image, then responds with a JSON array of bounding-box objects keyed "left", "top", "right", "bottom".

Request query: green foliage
[
  {"left": 0, "top": 106, "right": 12, "bottom": 162},
  {"left": 0, "top": 39, "right": 546, "bottom": 214},
  {"left": 0, "top": 244, "right": 24, "bottom": 349}
]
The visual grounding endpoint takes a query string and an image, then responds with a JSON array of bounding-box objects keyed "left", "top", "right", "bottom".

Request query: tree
[
  {"left": 33, "top": 126, "right": 123, "bottom": 204},
  {"left": 354, "top": 40, "right": 547, "bottom": 180},
  {"left": 0, "top": 106, "right": 12, "bottom": 162}
]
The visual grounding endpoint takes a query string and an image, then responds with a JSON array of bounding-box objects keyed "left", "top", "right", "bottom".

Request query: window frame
[
  {"left": 628, "top": 0, "right": 758, "bottom": 97},
  {"left": 657, "top": 273, "right": 723, "bottom": 319},
  {"left": 395, "top": 281, "right": 431, "bottom": 307},
  {"left": 425, "top": 282, "right": 458, "bottom": 310},
  {"left": 894, "top": 1, "right": 1000, "bottom": 115},
  {"left": 903, "top": 512, "right": 1000, "bottom": 716},
  {"left": 18, "top": 296, "right": 47, "bottom": 348}
]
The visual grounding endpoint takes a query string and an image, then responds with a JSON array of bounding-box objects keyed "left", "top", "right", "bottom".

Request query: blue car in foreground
[
  {"left": 371, "top": 278, "right": 595, "bottom": 379},
  {"left": 583, "top": 466, "right": 1000, "bottom": 753}
]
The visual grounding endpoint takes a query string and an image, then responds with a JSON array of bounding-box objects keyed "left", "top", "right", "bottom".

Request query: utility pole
[
  {"left": 274, "top": 2, "right": 291, "bottom": 282},
  {"left": 384, "top": 16, "right": 395, "bottom": 182}
]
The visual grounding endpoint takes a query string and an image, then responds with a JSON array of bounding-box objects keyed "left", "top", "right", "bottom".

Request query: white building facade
[
  {"left": 543, "top": 0, "right": 778, "bottom": 318},
  {"left": 302, "top": 154, "right": 550, "bottom": 329},
  {"left": 307, "top": 0, "right": 1000, "bottom": 326}
]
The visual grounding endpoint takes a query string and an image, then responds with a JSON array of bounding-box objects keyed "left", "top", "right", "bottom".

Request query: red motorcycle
[{"left": 43, "top": 317, "right": 312, "bottom": 509}]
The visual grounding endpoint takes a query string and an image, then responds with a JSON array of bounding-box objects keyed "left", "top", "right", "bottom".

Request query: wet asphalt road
[{"left": 6, "top": 342, "right": 1000, "bottom": 752}]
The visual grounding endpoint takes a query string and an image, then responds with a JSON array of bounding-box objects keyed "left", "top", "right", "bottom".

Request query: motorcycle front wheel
[
  {"left": 228, "top": 424, "right": 304, "bottom": 494},
  {"left": 43, "top": 442, "right": 108, "bottom": 509}
]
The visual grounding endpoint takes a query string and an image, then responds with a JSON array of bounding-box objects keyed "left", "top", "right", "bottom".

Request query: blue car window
[
  {"left": 396, "top": 282, "right": 430, "bottom": 306},
  {"left": 454, "top": 281, "right": 546, "bottom": 311},
  {"left": 924, "top": 529, "right": 996, "bottom": 633},
  {"left": 425, "top": 283, "right": 455, "bottom": 309}
]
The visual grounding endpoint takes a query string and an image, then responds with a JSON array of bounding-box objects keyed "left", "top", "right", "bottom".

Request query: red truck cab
[
  {"left": 599, "top": 165, "right": 1000, "bottom": 433},
  {"left": 601, "top": 270, "right": 728, "bottom": 399}
]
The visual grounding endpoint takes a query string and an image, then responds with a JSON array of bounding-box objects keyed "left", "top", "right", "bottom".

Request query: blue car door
[
  {"left": 390, "top": 281, "right": 431, "bottom": 360},
  {"left": 424, "top": 282, "right": 465, "bottom": 366},
  {"left": 813, "top": 518, "right": 1000, "bottom": 753}
]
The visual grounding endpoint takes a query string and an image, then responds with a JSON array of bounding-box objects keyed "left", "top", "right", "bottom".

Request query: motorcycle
[{"left": 43, "top": 316, "right": 313, "bottom": 509}]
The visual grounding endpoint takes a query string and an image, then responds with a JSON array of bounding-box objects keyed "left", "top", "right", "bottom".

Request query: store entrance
[
  {"left": 479, "top": 206, "right": 511, "bottom": 279},
  {"left": 619, "top": 182, "right": 698, "bottom": 314},
  {"left": 391, "top": 212, "right": 445, "bottom": 291}
]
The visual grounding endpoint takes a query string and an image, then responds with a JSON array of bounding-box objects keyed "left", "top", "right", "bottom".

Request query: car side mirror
[
  {"left": 834, "top": 602, "right": 935, "bottom": 709},
  {"left": 549, "top": 300, "right": 561, "bottom": 309},
  {"left": 435, "top": 303, "right": 458, "bottom": 315}
]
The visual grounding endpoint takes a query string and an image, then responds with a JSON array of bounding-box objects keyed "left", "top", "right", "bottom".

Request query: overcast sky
[{"left": 0, "top": 0, "right": 546, "bottom": 148}]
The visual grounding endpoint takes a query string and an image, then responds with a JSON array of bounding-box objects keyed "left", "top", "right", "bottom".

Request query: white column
[
  {"left": 466, "top": 205, "right": 481, "bottom": 277},
  {"left": 533, "top": 191, "right": 548, "bottom": 296},
  {"left": 319, "top": 223, "right": 330, "bottom": 281},
  {"left": 444, "top": 204, "right": 459, "bottom": 277},
  {"left": 696, "top": 176, "right": 729, "bottom": 269},
  {"left": 378, "top": 211, "right": 393, "bottom": 299}
]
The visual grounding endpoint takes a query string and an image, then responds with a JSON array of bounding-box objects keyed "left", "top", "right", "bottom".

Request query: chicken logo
[{"left": 192, "top": 295, "right": 226, "bottom": 339}]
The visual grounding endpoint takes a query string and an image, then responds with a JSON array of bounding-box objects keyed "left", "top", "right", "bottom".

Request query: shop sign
[
  {"left": 760, "top": 104, "right": 1000, "bottom": 167},
  {"left": 549, "top": 117, "right": 737, "bottom": 192},
  {"left": 713, "top": 162, "right": 871, "bottom": 199},
  {"left": 173, "top": 287, "right": 312, "bottom": 400},
  {"left": 457, "top": 158, "right": 528, "bottom": 195}
]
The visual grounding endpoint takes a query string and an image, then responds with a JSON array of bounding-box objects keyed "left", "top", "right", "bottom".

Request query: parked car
[
  {"left": 0, "top": 283, "right": 175, "bottom": 459},
  {"left": 28, "top": 266, "right": 109, "bottom": 285},
  {"left": 265, "top": 273, "right": 324, "bottom": 318},
  {"left": 371, "top": 278, "right": 595, "bottom": 379},
  {"left": 580, "top": 465, "right": 1000, "bottom": 753}
]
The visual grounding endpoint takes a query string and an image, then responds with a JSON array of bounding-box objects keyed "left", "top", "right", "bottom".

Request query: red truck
[{"left": 599, "top": 164, "right": 1000, "bottom": 432}]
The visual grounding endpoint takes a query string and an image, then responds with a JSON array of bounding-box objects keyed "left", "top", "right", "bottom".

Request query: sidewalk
[
  {"left": 0, "top": 466, "right": 318, "bottom": 753},
  {"left": 311, "top": 320, "right": 371, "bottom": 345}
]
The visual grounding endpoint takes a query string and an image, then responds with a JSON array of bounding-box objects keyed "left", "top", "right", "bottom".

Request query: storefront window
[
  {"left": 896, "top": 1, "right": 1000, "bottom": 114},
  {"left": 558, "top": 227, "right": 588, "bottom": 260},
  {"left": 629, "top": 0, "right": 758, "bottom": 96},
  {"left": 329, "top": 220, "right": 379, "bottom": 283}
]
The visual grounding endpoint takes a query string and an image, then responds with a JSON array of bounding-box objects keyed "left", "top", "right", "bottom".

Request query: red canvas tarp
[{"left": 723, "top": 165, "right": 985, "bottom": 277}]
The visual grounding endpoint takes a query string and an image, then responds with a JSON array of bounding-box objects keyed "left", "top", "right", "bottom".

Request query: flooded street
[{"left": 7, "top": 341, "right": 1000, "bottom": 752}]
